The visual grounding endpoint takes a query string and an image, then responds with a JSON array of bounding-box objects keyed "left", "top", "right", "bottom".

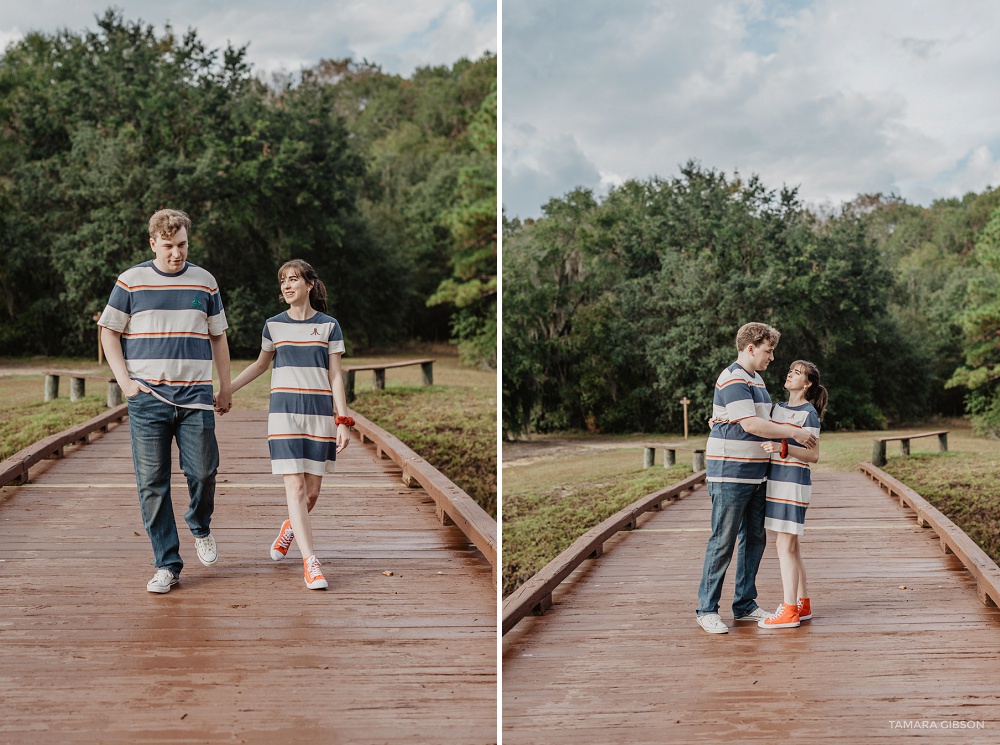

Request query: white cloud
[
  {"left": 0, "top": 0, "right": 495, "bottom": 76},
  {"left": 503, "top": 0, "right": 1000, "bottom": 217}
]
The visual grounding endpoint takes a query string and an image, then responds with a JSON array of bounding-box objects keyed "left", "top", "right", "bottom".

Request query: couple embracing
[{"left": 695, "top": 322, "right": 829, "bottom": 634}]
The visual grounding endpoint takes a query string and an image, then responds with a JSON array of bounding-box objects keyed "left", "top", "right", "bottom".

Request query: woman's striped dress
[
  {"left": 763, "top": 401, "right": 821, "bottom": 535},
  {"left": 261, "top": 311, "right": 346, "bottom": 475}
]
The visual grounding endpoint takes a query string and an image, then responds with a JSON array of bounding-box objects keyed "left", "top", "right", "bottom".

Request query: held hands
[
  {"left": 214, "top": 388, "right": 233, "bottom": 415},
  {"left": 760, "top": 441, "right": 778, "bottom": 453}
]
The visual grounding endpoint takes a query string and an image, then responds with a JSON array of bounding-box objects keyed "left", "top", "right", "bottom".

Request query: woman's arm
[
  {"left": 761, "top": 438, "right": 820, "bottom": 463},
  {"left": 329, "top": 352, "right": 352, "bottom": 453},
  {"left": 230, "top": 349, "right": 275, "bottom": 394}
]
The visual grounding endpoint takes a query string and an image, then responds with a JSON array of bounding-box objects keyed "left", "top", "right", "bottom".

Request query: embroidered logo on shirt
[
  {"left": 191, "top": 295, "right": 203, "bottom": 309},
  {"left": 310, "top": 328, "right": 320, "bottom": 336}
]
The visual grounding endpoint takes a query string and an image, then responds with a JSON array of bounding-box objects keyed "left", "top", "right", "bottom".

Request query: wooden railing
[
  {"left": 344, "top": 358, "right": 434, "bottom": 403},
  {"left": 859, "top": 462, "right": 1000, "bottom": 608},
  {"left": 871, "top": 429, "right": 948, "bottom": 467},
  {"left": 502, "top": 470, "right": 707, "bottom": 635},
  {"left": 0, "top": 404, "right": 129, "bottom": 486},
  {"left": 351, "top": 411, "right": 497, "bottom": 582}
]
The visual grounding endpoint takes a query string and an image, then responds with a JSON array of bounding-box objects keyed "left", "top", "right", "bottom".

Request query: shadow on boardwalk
[
  {"left": 0, "top": 411, "right": 495, "bottom": 744},
  {"left": 503, "top": 472, "right": 1000, "bottom": 744}
]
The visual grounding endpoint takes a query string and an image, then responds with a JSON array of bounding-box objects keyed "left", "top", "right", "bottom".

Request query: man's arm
[
  {"left": 210, "top": 332, "right": 232, "bottom": 412},
  {"left": 739, "top": 415, "right": 818, "bottom": 449},
  {"left": 100, "top": 327, "right": 148, "bottom": 398}
]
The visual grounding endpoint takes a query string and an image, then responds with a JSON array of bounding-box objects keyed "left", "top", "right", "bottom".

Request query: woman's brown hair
[
  {"left": 792, "top": 360, "right": 828, "bottom": 420},
  {"left": 278, "top": 259, "right": 327, "bottom": 314}
]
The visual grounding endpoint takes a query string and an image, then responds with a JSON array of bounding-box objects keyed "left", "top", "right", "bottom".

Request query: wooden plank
[
  {"left": 503, "top": 471, "right": 1000, "bottom": 743},
  {"left": 860, "top": 463, "right": 1000, "bottom": 608},
  {"left": 0, "top": 410, "right": 495, "bottom": 743},
  {"left": 873, "top": 429, "right": 948, "bottom": 443},
  {"left": 345, "top": 358, "right": 435, "bottom": 372}
]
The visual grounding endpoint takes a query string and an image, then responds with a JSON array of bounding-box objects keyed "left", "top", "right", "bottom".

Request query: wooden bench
[
  {"left": 343, "top": 358, "right": 434, "bottom": 403},
  {"left": 640, "top": 442, "right": 706, "bottom": 472},
  {"left": 871, "top": 430, "right": 948, "bottom": 467},
  {"left": 43, "top": 370, "right": 123, "bottom": 407}
]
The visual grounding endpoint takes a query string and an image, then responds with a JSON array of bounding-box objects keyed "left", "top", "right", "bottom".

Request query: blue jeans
[
  {"left": 127, "top": 393, "right": 219, "bottom": 576},
  {"left": 696, "top": 481, "right": 767, "bottom": 617}
]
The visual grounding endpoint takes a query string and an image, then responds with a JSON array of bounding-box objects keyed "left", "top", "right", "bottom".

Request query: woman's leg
[
  {"left": 283, "top": 474, "right": 315, "bottom": 559},
  {"left": 793, "top": 537, "right": 808, "bottom": 599},
  {"left": 304, "top": 473, "right": 323, "bottom": 513},
  {"left": 775, "top": 532, "right": 800, "bottom": 606}
]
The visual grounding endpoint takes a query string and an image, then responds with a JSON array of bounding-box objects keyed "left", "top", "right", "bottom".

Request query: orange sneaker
[
  {"left": 270, "top": 519, "right": 294, "bottom": 561},
  {"left": 797, "top": 597, "right": 812, "bottom": 620},
  {"left": 758, "top": 603, "right": 800, "bottom": 629},
  {"left": 304, "top": 555, "right": 328, "bottom": 590}
]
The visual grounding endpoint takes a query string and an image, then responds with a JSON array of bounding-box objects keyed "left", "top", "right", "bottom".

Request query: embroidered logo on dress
[
  {"left": 310, "top": 328, "right": 319, "bottom": 336},
  {"left": 191, "top": 295, "right": 203, "bottom": 309}
]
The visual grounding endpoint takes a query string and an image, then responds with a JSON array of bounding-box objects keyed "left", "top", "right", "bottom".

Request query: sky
[
  {"left": 0, "top": 0, "right": 496, "bottom": 78},
  {"left": 502, "top": 0, "right": 1000, "bottom": 219}
]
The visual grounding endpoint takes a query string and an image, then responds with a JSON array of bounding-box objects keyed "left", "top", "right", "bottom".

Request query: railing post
[
  {"left": 938, "top": 432, "right": 948, "bottom": 452},
  {"left": 44, "top": 374, "right": 59, "bottom": 402},
  {"left": 643, "top": 447, "right": 654, "bottom": 469},
  {"left": 420, "top": 360, "right": 433, "bottom": 386},
  {"left": 692, "top": 451, "right": 706, "bottom": 472},
  {"left": 872, "top": 440, "right": 886, "bottom": 467},
  {"left": 70, "top": 377, "right": 86, "bottom": 402},
  {"left": 373, "top": 369, "right": 386, "bottom": 390},
  {"left": 900, "top": 438, "right": 910, "bottom": 456},
  {"left": 663, "top": 449, "right": 676, "bottom": 467},
  {"left": 107, "top": 382, "right": 122, "bottom": 408},
  {"left": 346, "top": 370, "right": 356, "bottom": 403}
]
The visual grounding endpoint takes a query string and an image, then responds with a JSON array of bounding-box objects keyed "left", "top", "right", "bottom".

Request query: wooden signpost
[{"left": 679, "top": 397, "right": 690, "bottom": 439}]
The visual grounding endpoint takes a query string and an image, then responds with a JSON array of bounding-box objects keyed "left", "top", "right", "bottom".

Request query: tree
[{"left": 948, "top": 204, "right": 1000, "bottom": 436}]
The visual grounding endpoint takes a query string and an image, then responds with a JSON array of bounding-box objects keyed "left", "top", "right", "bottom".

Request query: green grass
[
  {"left": 0, "top": 355, "right": 497, "bottom": 517},
  {"left": 502, "top": 425, "right": 1000, "bottom": 597},
  {"left": 0, "top": 376, "right": 108, "bottom": 460}
]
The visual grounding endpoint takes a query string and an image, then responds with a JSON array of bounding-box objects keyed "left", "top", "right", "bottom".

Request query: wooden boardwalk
[
  {"left": 503, "top": 472, "right": 1000, "bottom": 743},
  {"left": 0, "top": 411, "right": 495, "bottom": 745}
]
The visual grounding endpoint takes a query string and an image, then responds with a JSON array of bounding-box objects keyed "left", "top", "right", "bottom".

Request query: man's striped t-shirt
[
  {"left": 262, "top": 311, "right": 346, "bottom": 475},
  {"left": 705, "top": 362, "right": 772, "bottom": 483},
  {"left": 98, "top": 260, "right": 227, "bottom": 409}
]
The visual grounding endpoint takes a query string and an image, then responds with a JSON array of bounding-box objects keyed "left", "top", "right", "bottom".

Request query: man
[
  {"left": 99, "top": 209, "right": 232, "bottom": 593},
  {"left": 695, "top": 322, "right": 817, "bottom": 634}
]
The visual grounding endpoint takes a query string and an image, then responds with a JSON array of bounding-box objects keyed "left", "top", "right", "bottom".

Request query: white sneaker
[
  {"left": 194, "top": 533, "right": 218, "bottom": 566},
  {"left": 696, "top": 613, "right": 729, "bottom": 634},
  {"left": 734, "top": 607, "right": 770, "bottom": 622},
  {"left": 147, "top": 568, "right": 178, "bottom": 594}
]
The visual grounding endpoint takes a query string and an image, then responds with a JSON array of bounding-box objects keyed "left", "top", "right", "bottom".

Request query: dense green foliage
[
  {"left": 503, "top": 162, "right": 1000, "bottom": 436},
  {"left": 945, "top": 201, "right": 1000, "bottom": 436},
  {"left": 0, "top": 10, "right": 496, "bottom": 363}
]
